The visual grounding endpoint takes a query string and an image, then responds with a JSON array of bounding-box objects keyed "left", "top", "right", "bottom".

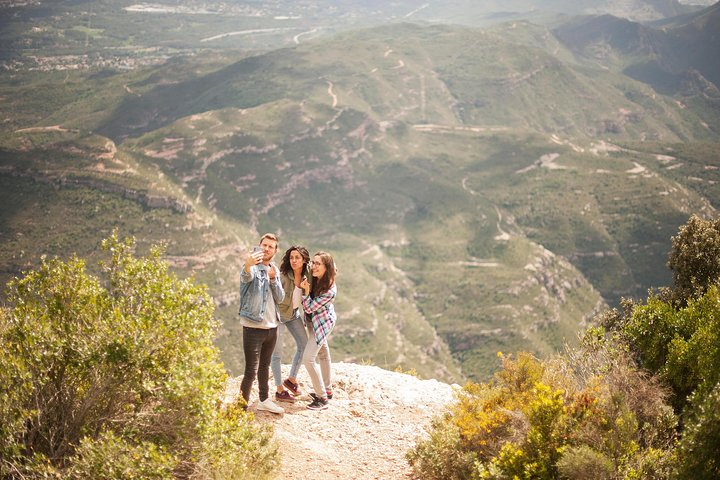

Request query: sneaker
[
  {"left": 257, "top": 398, "right": 285, "bottom": 414},
  {"left": 307, "top": 396, "right": 328, "bottom": 410},
  {"left": 275, "top": 390, "right": 296, "bottom": 403},
  {"left": 309, "top": 391, "right": 332, "bottom": 401},
  {"left": 283, "top": 378, "right": 302, "bottom": 396}
]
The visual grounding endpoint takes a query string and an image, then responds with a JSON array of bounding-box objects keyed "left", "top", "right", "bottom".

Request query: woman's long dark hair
[
  {"left": 310, "top": 251, "right": 336, "bottom": 297},
  {"left": 279, "top": 245, "right": 310, "bottom": 276}
]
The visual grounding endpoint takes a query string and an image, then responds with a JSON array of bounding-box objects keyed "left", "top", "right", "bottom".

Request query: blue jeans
[
  {"left": 240, "top": 326, "right": 277, "bottom": 403},
  {"left": 271, "top": 317, "right": 308, "bottom": 386}
]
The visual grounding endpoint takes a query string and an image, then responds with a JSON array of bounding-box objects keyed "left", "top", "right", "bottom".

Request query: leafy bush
[
  {"left": 611, "top": 284, "right": 720, "bottom": 412},
  {"left": 482, "top": 381, "right": 567, "bottom": 480},
  {"left": 405, "top": 416, "right": 478, "bottom": 480},
  {"left": 0, "top": 233, "right": 277, "bottom": 479},
  {"left": 675, "top": 381, "right": 720, "bottom": 480},
  {"left": 408, "top": 346, "right": 676, "bottom": 480},
  {"left": 599, "top": 215, "right": 720, "bottom": 479},
  {"left": 667, "top": 215, "right": 720, "bottom": 303},
  {"left": 620, "top": 447, "right": 675, "bottom": 480},
  {"left": 556, "top": 445, "right": 614, "bottom": 480},
  {"left": 66, "top": 431, "right": 176, "bottom": 480}
]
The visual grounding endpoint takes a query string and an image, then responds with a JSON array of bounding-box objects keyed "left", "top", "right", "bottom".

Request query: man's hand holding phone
[{"left": 245, "top": 245, "right": 264, "bottom": 271}]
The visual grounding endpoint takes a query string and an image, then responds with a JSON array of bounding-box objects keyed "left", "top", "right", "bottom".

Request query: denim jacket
[{"left": 238, "top": 264, "right": 285, "bottom": 323}]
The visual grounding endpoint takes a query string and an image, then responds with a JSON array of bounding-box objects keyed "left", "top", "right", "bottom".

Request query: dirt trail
[{"left": 226, "top": 362, "right": 456, "bottom": 479}]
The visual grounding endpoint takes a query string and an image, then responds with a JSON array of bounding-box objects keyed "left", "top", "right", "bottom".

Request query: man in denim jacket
[{"left": 238, "top": 233, "right": 285, "bottom": 414}]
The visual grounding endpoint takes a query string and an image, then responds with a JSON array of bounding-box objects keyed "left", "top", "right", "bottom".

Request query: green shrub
[
  {"left": 66, "top": 431, "right": 176, "bottom": 480},
  {"left": 193, "top": 402, "right": 278, "bottom": 480},
  {"left": 667, "top": 215, "right": 720, "bottom": 303},
  {"left": 598, "top": 214, "right": 720, "bottom": 480},
  {"left": 620, "top": 447, "right": 675, "bottom": 480},
  {"left": 406, "top": 415, "right": 478, "bottom": 480},
  {"left": 408, "top": 346, "right": 676, "bottom": 480},
  {"left": 470, "top": 381, "right": 569, "bottom": 480},
  {"left": 675, "top": 381, "right": 720, "bottom": 480},
  {"left": 615, "top": 285, "right": 720, "bottom": 412},
  {"left": 557, "top": 445, "right": 614, "bottom": 480},
  {"left": 0, "top": 232, "right": 277, "bottom": 479}
]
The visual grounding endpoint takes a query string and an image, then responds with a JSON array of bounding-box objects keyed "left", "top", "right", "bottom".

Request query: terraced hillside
[{"left": 1, "top": 1, "right": 719, "bottom": 380}]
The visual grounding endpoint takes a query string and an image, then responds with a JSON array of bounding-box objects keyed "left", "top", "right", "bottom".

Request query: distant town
[{"left": 1, "top": 50, "right": 175, "bottom": 72}]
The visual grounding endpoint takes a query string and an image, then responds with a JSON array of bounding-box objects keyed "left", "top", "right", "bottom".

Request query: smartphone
[
  {"left": 251, "top": 245, "right": 263, "bottom": 264},
  {"left": 251, "top": 245, "right": 265, "bottom": 270}
]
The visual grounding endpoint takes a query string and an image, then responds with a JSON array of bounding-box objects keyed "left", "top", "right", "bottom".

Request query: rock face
[{"left": 225, "top": 362, "right": 458, "bottom": 479}]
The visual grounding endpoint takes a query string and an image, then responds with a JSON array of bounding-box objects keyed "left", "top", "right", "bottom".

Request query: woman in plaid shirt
[{"left": 300, "top": 251, "right": 337, "bottom": 410}]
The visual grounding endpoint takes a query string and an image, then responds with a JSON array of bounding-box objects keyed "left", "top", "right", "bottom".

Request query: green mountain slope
[
  {"left": 96, "top": 22, "right": 719, "bottom": 142},
  {"left": 2, "top": 12, "right": 719, "bottom": 381}
]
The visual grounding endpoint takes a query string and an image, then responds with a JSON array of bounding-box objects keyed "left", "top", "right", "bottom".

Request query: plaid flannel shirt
[{"left": 303, "top": 283, "right": 337, "bottom": 346}]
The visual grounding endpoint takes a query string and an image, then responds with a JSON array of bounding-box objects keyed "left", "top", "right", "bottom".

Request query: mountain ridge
[{"left": 553, "top": 3, "right": 720, "bottom": 94}]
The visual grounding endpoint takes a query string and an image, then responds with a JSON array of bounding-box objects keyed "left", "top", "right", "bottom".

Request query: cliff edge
[{"left": 225, "top": 362, "right": 458, "bottom": 479}]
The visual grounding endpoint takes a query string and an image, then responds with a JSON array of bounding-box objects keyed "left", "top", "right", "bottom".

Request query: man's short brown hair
[{"left": 260, "top": 233, "right": 279, "bottom": 248}]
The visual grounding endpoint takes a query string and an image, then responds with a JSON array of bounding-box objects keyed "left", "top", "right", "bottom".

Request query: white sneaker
[{"left": 256, "top": 398, "right": 285, "bottom": 414}]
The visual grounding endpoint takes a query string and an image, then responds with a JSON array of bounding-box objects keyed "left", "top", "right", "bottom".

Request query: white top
[{"left": 292, "top": 286, "right": 303, "bottom": 309}]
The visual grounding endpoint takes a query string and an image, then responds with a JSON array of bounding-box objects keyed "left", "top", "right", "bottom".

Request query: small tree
[
  {"left": 0, "top": 233, "right": 277, "bottom": 479},
  {"left": 667, "top": 214, "right": 720, "bottom": 303},
  {"left": 601, "top": 214, "right": 720, "bottom": 479}
]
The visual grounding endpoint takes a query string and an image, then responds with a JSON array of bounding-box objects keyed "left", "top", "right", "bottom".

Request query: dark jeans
[{"left": 240, "top": 326, "right": 278, "bottom": 403}]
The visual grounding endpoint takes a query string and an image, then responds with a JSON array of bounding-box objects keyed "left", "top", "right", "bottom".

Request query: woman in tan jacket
[{"left": 270, "top": 245, "right": 310, "bottom": 402}]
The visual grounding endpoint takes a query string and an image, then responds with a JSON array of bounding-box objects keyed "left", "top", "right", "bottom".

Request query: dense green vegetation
[
  {"left": 407, "top": 215, "right": 720, "bottom": 479},
  {"left": 0, "top": 233, "right": 277, "bottom": 479}
]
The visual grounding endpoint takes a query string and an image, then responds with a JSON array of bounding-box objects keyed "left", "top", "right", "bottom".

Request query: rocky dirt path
[{"left": 226, "top": 362, "right": 457, "bottom": 479}]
